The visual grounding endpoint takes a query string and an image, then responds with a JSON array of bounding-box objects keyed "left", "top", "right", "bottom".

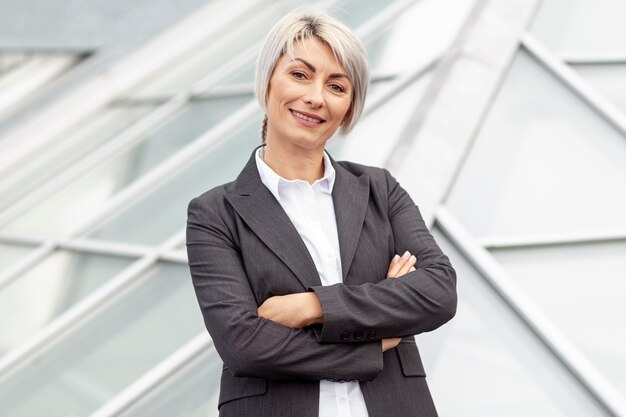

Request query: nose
[{"left": 303, "top": 81, "right": 324, "bottom": 108}]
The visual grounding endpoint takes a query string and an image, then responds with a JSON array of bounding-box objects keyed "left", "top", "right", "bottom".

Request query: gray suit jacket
[{"left": 186, "top": 145, "right": 457, "bottom": 417}]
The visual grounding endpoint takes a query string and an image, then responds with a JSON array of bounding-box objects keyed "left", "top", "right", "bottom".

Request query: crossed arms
[{"left": 186, "top": 168, "right": 457, "bottom": 382}]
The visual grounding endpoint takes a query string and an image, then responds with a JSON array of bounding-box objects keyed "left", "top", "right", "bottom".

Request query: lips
[{"left": 290, "top": 109, "right": 325, "bottom": 123}]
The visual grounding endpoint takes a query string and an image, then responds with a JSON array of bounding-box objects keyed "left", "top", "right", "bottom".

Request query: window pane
[
  {"left": 0, "top": 250, "right": 133, "bottom": 357},
  {"left": 0, "top": 242, "right": 34, "bottom": 275},
  {"left": 86, "top": 117, "right": 261, "bottom": 245},
  {"left": 2, "top": 95, "right": 251, "bottom": 237},
  {"left": 572, "top": 63, "right": 626, "bottom": 117},
  {"left": 422, "top": 227, "right": 606, "bottom": 416},
  {"left": 530, "top": 0, "right": 626, "bottom": 55},
  {"left": 0, "top": 105, "right": 153, "bottom": 213},
  {"left": 490, "top": 241, "right": 626, "bottom": 396},
  {"left": 120, "top": 348, "right": 221, "bottom": 417},
  {"left": 445, "top": 49, "right": 626, "bottom": 239},
  {"left": 0, "top": 262, "right": 204, "bottom": 417}
]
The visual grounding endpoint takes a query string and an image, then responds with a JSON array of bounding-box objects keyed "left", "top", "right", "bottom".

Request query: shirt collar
[{"left": 255, "top": 146, "right": 336, "bottom": 202}]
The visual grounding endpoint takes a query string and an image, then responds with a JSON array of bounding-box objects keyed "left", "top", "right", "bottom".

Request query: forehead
[{"left": 280, "top": 37, "right": 346, "bottom": 73}]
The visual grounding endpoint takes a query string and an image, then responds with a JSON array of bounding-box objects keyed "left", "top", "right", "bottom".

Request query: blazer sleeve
[
  {"left": 308, "top": 168, "right": 457, "bottom": 343},
  {"left": 186, "top": 195, "right": 384, "bottom": 381}
]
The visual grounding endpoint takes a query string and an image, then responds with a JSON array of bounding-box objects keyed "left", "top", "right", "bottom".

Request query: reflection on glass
[
  {"left": 2, "top": 95, "right": 250, "bottom": 237},
  {"left": 86, "top": 117, "right": 261, "bottom": 245},
  {"left": 0, "top": 262, "right": 205, "bottom": 417},
  {"left": 422, "top": 228, "right": 605, "bottom": 416},
  {"left": 121, "top": 348, "right": 222, "bottom": 417},
  {"left": 490, "top": 241, "right": 626, "bottom": 397},
  {"left": 445, "top": 49, "right": 626, "bottom": 239},
  {"left": 0, "top": 242, "right": 33, "bottom": 275},
  {"left": 0, "top": 250, "right": 132, "bottom": 357},
  {"left": 0, "top": 105, "right": 153, "bottom": 213}
]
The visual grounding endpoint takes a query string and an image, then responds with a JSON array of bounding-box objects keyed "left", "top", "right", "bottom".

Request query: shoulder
[
  {"left": 335, "top": 159, "right": 396, "bottom": 192},
  {"left": 187, "top": 180, "right": 238, "bottom": 222}
]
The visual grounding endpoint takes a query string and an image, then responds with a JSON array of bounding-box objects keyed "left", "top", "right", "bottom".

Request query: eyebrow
[{"left": 293, "top": 57, "right": 351, "bottom": 81}]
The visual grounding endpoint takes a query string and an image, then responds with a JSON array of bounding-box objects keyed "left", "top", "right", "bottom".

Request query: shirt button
[
  {"left": 340, "top": 331, "right": 350, "bottom": 341},
  {"left": 367, "top": 331, "right": 376, "bottom": 340},
  {"left": 339, "top": 397, "right": 347, "bottom": 404},
  {"left": 354, "top": 331, "right": 363, "bottom": 340}
]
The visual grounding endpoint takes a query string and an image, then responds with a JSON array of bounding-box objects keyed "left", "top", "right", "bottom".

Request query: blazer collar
[{"left": 226, "top": 145, "right": 370, "bottom": 289}]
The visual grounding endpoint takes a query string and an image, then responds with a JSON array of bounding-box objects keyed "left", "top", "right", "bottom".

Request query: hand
[
  {"left": 381, "top": 251, "right": 417, "bottom": 351},
  {"left": 382, "top": 337, "right": 401, "bottom": 352},
  {"left": 258, "top": 292, "right": 323, "bottom": 328},
  {"left": 386, "top": 250, "right": 417, "bottom": 278}
]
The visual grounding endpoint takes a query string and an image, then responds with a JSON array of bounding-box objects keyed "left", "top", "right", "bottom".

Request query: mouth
[{"left": 289, "top": 109, "right": 326, "bottom": 125}]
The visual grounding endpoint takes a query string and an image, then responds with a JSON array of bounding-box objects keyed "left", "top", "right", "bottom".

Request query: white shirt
[{"left": 255, "top": 146, "right": 370, "bottom": 417}]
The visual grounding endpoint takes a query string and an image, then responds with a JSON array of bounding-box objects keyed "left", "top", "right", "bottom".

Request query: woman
[{"left": 186, "top": 9, "right": 457, "bottom": 417}]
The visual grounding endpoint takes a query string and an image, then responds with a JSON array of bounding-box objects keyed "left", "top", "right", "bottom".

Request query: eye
[
  {"left": 329, "top": 83, "right": 346, "bottom": 93},
  {"left": 291, "top": 71, "right": 307, "bottom": 80}
]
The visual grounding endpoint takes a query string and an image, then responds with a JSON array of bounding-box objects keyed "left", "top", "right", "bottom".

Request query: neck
[{"left": 263, "top": 139, "right": 325, "bottom": 185}]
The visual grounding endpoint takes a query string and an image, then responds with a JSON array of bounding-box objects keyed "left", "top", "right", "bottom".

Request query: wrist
[{"left": 303, "top": 292, "right": 324, "bottom": 326}]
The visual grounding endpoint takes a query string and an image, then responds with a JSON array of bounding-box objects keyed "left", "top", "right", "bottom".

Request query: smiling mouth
[{"left": 290, "top": 109, "right": 325, "bottom": 124}]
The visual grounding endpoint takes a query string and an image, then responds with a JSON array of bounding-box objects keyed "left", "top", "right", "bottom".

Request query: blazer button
[
  {"left": 353, "top": 331, "right": 363, "bottom": 340},
  {"left": 340, "top": 331, "right": 350, "bottom": 341},
  {"left": 366, "top": 331, "right": 376, "bottom": 340}
]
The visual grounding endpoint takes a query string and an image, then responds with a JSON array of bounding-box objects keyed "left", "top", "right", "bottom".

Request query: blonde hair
[{"left": 255, "top": 8, "right": 369, "bottom": 142}]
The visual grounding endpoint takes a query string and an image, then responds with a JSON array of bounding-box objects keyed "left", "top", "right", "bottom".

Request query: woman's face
[{"left": 265, "top": 37, "right": 353, "bottom": 152}]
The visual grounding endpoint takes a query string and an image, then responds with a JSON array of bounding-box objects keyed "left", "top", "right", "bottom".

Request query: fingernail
[
  {"left": 410, "top": 267, "right": 416, "bottom": 272},
  {"left": 393, "top": 254, "right": 400, "bottom": 262},
  {"left": 402, "top": 251, "right": 410, "bottom": 260},
  {"left": 409, "top": 255, "right": 416, "bottom": 263}
]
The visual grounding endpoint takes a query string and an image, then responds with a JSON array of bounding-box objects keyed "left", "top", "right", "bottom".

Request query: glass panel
[
  {"left": 530, "top": 0, "right": 626, "bottom": 55},
  {"left": 572, "top": 63, "right": 626, "bottom": 117},
  {"left": 0, "top": 250, "right": 132, "bottom": 357},
  {"left": 2, "top": 95, "right": 251, "bottom": 237},
  {"left": 420, "top": 227, "right": 606, "bottom": 416},
  {"left": 85, "top": 116, "right": 261, "bottom": 245},
  {"left": 445, "top": 49, "right": 626, "bottom": 239},
  {"left": 120, "top": 348, "right": 222, "bottom": 417},
  {"left": 0, "top": 105, "right": 153, "bottom": 213},
  {"left": 0, "top": 242, "right": 34, "bottom": 275},
  {"left": 363, "top": 0, "right": 475, "bottom": 76},
  {"left": 0, "top": 262, "right": 205, "bottom": 417},
  {"left": 490, "top": 241, "right": 626, "bottom": 396},
  {"left": 130, "top": 2, "right": 302, "bottom": 97}
]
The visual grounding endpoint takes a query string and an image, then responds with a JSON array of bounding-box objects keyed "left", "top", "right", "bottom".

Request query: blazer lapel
[
  {"left": 329, "top": 155, "right": 370, "bottom": 282},
  {"left": 225, "top": 146, "right": 322, "bottom": 290}
]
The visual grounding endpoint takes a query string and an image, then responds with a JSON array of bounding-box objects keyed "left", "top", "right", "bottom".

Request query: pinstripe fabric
[{"left": 186, "top": 145, "right": 456, "bottom": 417}]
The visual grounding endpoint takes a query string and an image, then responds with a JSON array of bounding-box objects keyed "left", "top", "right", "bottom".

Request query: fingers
[{"left": 387, "top": 251, "right": 417, "bottom": 278}]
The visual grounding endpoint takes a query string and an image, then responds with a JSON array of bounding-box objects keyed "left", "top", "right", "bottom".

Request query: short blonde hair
[{"left": 255, "top": 8, "right": 369, "bottom": 141}]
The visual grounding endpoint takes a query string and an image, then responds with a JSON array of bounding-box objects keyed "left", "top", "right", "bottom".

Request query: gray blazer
[{"left": 186, "top": 145, "right": 457, "bottom": 417}]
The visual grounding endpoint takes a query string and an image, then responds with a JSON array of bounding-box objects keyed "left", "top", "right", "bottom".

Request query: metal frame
[
  {"left": 436, "top": 207, "right": 626, "bottom": 416},
  {"left": 89, "top": 333, "right": 214, "bottom": 417},
  {"left": 0, "top": 0, "right": 265, "bottom": 175},
  {"left": 480, "top": 230, "right": 626, "bottom": 250},
  {"left": 522, "top": 33, "right": 626, "bottom": 138}
]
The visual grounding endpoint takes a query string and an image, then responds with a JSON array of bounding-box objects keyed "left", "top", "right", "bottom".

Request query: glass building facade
[{"left": 0, "top": 0, "right": 625, "bottom": 416}]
